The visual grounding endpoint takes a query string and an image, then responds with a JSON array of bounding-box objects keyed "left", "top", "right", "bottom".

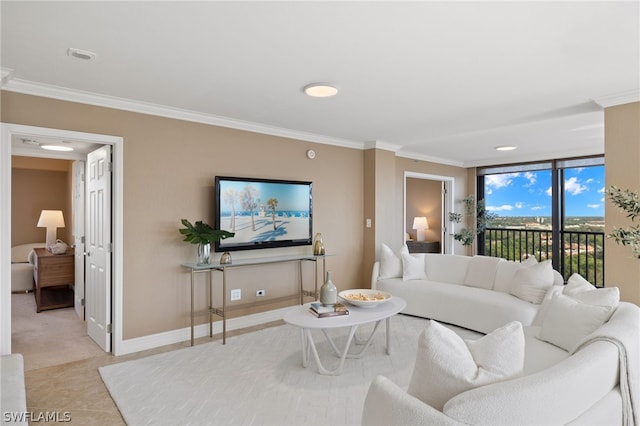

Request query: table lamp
[
  {"left": 37, "top": 210, "right": 65, "bottom": 249},
  {"left": 413, "top": 216, "right": 429, "bottom": 242}
]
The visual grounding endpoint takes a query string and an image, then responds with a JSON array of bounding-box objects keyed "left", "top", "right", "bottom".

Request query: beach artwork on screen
[{"left": 215, "top": 176, "right": 313, "bottom": 251}]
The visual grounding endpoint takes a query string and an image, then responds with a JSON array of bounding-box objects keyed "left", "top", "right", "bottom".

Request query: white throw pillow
[
  {"left": 378, "top": 243, "right": 408, "bottom": 279},
  {"left": 509, "top": 260, "right": 554, "bottom": 304},
  {"left": 407, "top": 320, "right": 525, "bottom": 411},
  {"left": 564, "top": 273, "right": 620, "bottom": 314},
  {"left": 402, "top": 253, "right": 427, "bottom": 281},
  {"left": 538, "top": 293, "right": 612, "bottom": 352}
]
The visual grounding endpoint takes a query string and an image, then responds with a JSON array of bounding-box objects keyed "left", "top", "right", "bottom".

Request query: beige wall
[
  {"left": 11, "top": 156, "right": 73, "bottom": 246},
  {"left": 2, "top": 91, "right": 365, "bottom": 339},
  {"left": 604, "top": 101, "right": 640, "bottom": 305},
  {"left": 405, "top": 178, "right": 441, "bottom": 243}
]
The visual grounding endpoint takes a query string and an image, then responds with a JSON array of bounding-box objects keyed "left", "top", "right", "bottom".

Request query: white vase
[{"left": 320, "top": 271, "right": 337, "bottom": 306}]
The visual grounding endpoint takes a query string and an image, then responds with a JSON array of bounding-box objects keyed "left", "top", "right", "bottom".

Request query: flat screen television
[{"left": 214, "top": 176, "right": 313, "bottom": 252}]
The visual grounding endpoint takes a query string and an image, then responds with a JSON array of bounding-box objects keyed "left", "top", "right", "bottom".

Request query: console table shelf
[{"left": 182, "top": 254, "right": 329, "bottom": 345}]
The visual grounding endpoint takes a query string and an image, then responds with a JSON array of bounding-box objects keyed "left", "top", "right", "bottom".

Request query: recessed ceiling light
[
  {"left": 495, "top": 145, "right": 517, "bottom": 151},
  {"left": 67, "top": 47, "right": 97, "bottom": 61},
  {"left": 41, "top": 144, "right": 74, "bottom": 152},
  {"left": 303, "top": 83, "right": 338, "bottom": 98}
]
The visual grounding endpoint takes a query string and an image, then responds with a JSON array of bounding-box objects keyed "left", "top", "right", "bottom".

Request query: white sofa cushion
[
  {"left": 538, "top": 293, "right": 612, "bottom": 352},
  {"left": 402, "top": 253, "right": 427, "bottom": 281},
  {"left": 463, "top": 255, "right": 502, "bottom": 290},
  {"left": 407, "top": 320, "right": 524, "bottom": 411},
  {"left": 424, "top": 254, "right": 471, "bottom": 285},
  {"left": 564, "top": 273, "right": 620, "bottom": 314},
  {"left": 510, "top": 260, "right": 554, "bottom": 304},
  {"left": 493, "top": 256, "right": 537, "bottom": 293},
  {"left": 378, "top": 243, "right": 408, "bottom": 279}
]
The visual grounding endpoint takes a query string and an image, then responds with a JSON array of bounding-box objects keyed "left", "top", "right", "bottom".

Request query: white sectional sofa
[
  {"left": 371, "top": 250, "right": 563, "bottom": 333},
  {"left": 363, "top": 248, "right": 640, "bottom": 425}
]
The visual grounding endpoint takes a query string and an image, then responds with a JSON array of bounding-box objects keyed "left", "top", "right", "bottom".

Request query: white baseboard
[{"left": 115, "top": 307, "right": 289, "bottom": 356}]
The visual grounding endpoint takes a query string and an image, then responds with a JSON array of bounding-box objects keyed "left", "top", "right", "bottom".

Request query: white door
[
  {"left": 72, "top": 160, "right": 85, "bottom": 319},
  {"left": 86, "top": 146, "right": 111, "bottom": 351}
]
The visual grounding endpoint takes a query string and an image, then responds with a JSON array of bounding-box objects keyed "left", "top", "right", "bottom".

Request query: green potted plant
[
  {"left": 607, "top": 186, "right": 640, "bottom": 258},
  {"left": 450, "top": 195, "right": 496, "bottom": 247},
  {"left": 179, "top": 219, "right": 235, "bottom": 265}
]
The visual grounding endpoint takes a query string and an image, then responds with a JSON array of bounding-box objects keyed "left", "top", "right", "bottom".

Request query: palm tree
[
  {"left": 241, "top": 185, "right": 260, "bottom": 231},
  {"left": 267, "top": 197, "right": 278, "bottom": 230},
  {"left": 222, "top": 188, "right": 239, "bottom": 232}
]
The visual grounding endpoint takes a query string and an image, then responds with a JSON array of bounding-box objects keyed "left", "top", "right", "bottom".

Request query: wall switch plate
[{"left": 230, "top": 289, "right": 241, "bottom": 301}]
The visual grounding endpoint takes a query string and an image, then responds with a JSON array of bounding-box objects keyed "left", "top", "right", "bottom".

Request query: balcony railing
[{"left": 483, "top": 228, "right": 605, "bottom": 287}]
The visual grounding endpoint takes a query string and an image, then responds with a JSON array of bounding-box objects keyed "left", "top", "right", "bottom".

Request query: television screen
[{"left": 214, "top": 176, "right": 313, "bottom": 252}]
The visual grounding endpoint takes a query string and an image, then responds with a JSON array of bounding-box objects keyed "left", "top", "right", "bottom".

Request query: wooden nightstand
[
  {"left": 406, "top": 241, "right": 441, "bottom": 254},
  {"left": 33, "top": 248, "right": 75, "bottom": 313}
]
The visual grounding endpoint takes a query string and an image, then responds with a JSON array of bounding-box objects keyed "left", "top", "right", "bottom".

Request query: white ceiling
[{"left": 2, "top": 1, "right": 639, "bottom": 167}]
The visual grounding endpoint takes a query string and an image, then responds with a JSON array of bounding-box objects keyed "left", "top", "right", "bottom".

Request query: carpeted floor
[
  {"left": 11, "top": 292, "right": 105, "bottom": 371},
  {"left": 99, "top": 314, "right": 481, "bottom": 426}
]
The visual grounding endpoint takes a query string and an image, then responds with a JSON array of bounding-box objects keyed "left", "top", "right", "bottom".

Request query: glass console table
[{"left": 182, "top": 254, "right": 328, "bottom": 345}]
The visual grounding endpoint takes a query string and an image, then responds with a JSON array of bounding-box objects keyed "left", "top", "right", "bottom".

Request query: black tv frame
[{"left": 214, "top": 176, "right": 313, "bottom": 252}]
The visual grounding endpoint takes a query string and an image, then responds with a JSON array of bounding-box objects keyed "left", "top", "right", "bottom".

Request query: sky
[
  {"left": 484, "top": 166, "right": 605, "bottom": 217},
  {"left": 219, "top": 179, "right": 311, "bottom": 212}
]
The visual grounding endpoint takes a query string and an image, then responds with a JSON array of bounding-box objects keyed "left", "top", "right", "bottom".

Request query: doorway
[
  {"left": 404, "top": 171, "right": 455, "bottom": 254},
  {"left": 1, "top": 123, "right": 124, "bottom": 356}
]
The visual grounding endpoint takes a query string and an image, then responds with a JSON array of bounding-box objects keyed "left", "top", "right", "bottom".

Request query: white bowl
[{"left": 338, "top": 289, "right": 392, "bottom": 308}]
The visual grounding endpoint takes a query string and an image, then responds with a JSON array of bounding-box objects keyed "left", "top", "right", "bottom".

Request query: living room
[{"left": 1, "top": 1, "right": 639, "bottom": 424}]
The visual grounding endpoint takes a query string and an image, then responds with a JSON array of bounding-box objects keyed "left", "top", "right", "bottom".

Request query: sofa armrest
[
  {"left": 371, "top": 262, "right": 380, "bottom": 290},
  {"left": 362, "top": 376, "right": 464, "bottom": 426}
]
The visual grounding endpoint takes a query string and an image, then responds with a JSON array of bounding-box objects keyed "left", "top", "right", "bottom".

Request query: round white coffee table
[{"left": 283, "top": 296, "right": 406, "bottom": 375}]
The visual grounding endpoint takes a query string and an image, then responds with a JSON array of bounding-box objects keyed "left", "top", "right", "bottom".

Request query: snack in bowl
[{"left": 338, "top": 289, "right": 391, "bottom": 308}]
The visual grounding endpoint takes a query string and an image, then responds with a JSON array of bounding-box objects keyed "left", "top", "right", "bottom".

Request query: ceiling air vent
[{"left": 67, "top": 48, "right": 96, "bottom": 61}]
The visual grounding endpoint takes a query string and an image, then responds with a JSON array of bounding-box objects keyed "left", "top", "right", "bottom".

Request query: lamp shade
[
  {"left": 37, "top": 210, "right": 65, "bottom": 228},
  {"left": 412, "top": 216, "right": 429, "bottom": 230}
]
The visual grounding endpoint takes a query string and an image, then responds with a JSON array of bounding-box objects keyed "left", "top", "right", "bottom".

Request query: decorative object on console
[
  {"left": 313, "top": 232, "right": 325, "bottom": 255},
  {"left": 179, "top": 219, "right": 235, "bottom": 265},
  {"left": 412, "top": 216, "right": 429, "bottom": 242},
  {"left": 320, "top": 271, "right": 337, "bottom": 306},
  {"left": 37, "top": 210, "right": 65, "bottom": 249},
  {"left": 607, "top": 185, "right": 640, "bottom": 258},
  {"left": 219, "top": 251, "right": 232, "bottom": 264}
]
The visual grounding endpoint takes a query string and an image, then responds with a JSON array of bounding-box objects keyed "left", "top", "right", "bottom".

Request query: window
[{"left": 478, "top": 157, "right": 605, "bottom": 286}]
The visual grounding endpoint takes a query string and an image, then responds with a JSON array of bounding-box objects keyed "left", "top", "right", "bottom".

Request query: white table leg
[
  {"left": 302, "top": 326, "right": 358, "bottom": 376},
  {"left": 386, "top": 316, "right": 391, "bottom": 355}
]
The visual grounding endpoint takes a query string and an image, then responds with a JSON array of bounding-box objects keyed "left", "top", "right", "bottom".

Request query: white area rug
[{"left": 100, "top": 314, "right": 480, "bottom": 425}]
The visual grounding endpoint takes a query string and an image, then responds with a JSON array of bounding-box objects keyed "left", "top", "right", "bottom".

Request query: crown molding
[
  {"left": 396, "top": 150, "right": 464, "bottom": 168},
  {"left": 363, "top": 140, "right": 402, "bottom": 152},
  {"left": 592, "top": 89, "right": 640, "bottom": 108},
  {"left": 1, "top": 79, "right": 364, "bottom": 151}
]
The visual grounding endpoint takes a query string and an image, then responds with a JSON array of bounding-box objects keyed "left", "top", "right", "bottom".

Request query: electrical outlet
[
  {"left": 256, "top": 289, "right": 266, "bottom": 297},
  {"left": 230, "top": 289, "right": 241, "bottom": 301}
]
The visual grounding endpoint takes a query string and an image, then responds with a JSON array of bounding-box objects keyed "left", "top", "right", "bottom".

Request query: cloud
[
  {"left": 486, "top": 204, "right": 514, "bottom": 212},
  {"left": 515, "top": 202, "right": 523, "bottom": 209},
  {"left": 531, "top": 206, "right": 545, "bottom": 211},
  {"left": 485, "top": 173, "right": 520, "bottom": 190},
  {"left": 546, "top": 187, "right": 552, "bottom": 196},
  {"left": 585, "top": 178, "right": 595, "bottom": 184},
  {"left": 598, "top": 187, "right": 605, "bottom": 193},
  {"left": 523, "top": 172, "right": 536, "bottom": 187},
  {"left": 565, "top": 177, "right": 587, "bottom": 195},
  {"left": 587, "top": 204, "right": 601, "bottom": 209}
]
